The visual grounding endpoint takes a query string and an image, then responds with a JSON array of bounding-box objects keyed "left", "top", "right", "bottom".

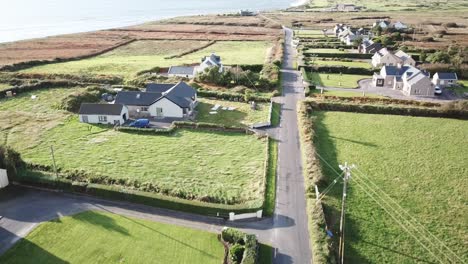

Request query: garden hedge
[
  {"left": 303, "top": 52, "right": 373, "bottom": 59},
  {"left": 221, "top": 228, "right": 259, "bottom": 264},
  {"left": 299, "top": 65, "right": 375, "bottom": 75}
]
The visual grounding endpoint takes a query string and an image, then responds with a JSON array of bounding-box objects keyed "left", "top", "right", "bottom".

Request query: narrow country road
[{"left": 0, "top": 28, "right": 311, "bottom": 263}]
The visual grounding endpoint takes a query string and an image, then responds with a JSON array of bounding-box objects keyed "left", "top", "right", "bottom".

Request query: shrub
[
  {"left": 222, "top": 228, "right": 245, "bottom": 244},
  {"left": 0, "top": 146, "right": 25, "bottom": 178},
  {"left": 300, "top": 65, "right": 374, "bottom": 75},
  {"left": 241, "top": 234, "right": 258, "bottom": 264},
  {"left": 230, "top": 244, "right": 245, "bottom": 264},
  {"left": 58, "top": 86, "right": 104, "bottom": 113}
]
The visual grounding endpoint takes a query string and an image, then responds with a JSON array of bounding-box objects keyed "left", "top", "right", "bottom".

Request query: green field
[
  {"left": 21, "top": 40, "right": 272, "bottom": 77},
  {"left": 0, "top": 83, "right": 11, "bottom": 91},
  {"left": 196, "top": 98, "right": 270, "bottom": 127},
  {"left": 0, "top": 211, "right": 224, "bottom": 264},
  {"left": 312, "top": 111, "right": 468, "bottom": 263},
  {"left": 20, "top": 117, "right": 266, "bottom": 204},
  {"left": 307, "top": 59, "right": 372, "bottom": 68},
  {"left": 306, "top": 72, "right": 367, "bottom": 88}
]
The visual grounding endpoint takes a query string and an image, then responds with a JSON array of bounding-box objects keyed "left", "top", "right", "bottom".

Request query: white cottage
[{"left": 78, "top": 103, "right": 129, "bottom": 125}]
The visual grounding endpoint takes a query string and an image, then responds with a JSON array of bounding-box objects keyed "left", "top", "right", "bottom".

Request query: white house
[
  {"left": 432, "top": 72, "right": 458, "bottom": 88},
  {"left": 373, "top": 20, "right": 391, "bottom": 29},
  {"left": 79, "top": 103, "right": 129, "bottom": 125},
  {"left": 168, "top": 66, "right": 196, "bottom": 78},
  {"left": 392, "top": 21, "right": 408, "bottom": 30},
  {"left": 372, "top": 48, "right": 416, "bottom": 68},
  {"left": 197, "top": 53, "right": 223, "bottom": 73},
  {"left": 373, "top": 64, "right": 434, "bottom": 96},
  {"left": 114, "top": 82, "right": 197, "bottom": 118}
]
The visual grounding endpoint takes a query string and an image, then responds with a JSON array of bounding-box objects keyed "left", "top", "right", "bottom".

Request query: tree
[
  {"left": 427, "top": 51, "right": 451, "bottom": 63},
  {"left": 420, "top": 51, "right": 427, "bottom": 62},
  {"left": 352, "top": 37, "right": 364, "bottom": 47}
]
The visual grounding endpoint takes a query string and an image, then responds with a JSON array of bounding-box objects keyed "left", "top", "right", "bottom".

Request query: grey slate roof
[
  {"left": 436, "top": 72, "right": 458, "bottom": 80},
  {"left": 78, "top": 103, "right": 124, "bottom": 115},
  {"left": 168, "top": 66, "right": 195, "bottom": 76},
  {"left": 146, "top": 83, "right": 174, "bottom": 93},
  {"left": 114, "top": 91, "right": 162, "bottom": 106}
]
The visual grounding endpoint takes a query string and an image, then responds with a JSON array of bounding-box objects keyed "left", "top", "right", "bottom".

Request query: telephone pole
[
  {"left": 50, "top": 145, "right": 59, "bottom": 179},
  {"left": 338, "top": 162, "right": 354, "bottom": 264}
]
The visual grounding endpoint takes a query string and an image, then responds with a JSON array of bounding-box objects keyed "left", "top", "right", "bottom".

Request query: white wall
[
  {"left": 79, "top": 107, "right": 128, "bottom": 125},
  {"left": 0, "top": 169, "right": 8, "bottom": 189},
  {"left": 149, "top": 97, "right": 183, "bottom": 118}
]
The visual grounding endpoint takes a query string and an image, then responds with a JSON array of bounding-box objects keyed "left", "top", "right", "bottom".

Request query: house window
[
  {"left": 448, "top": 80, "right": 453, "bottom": 83},
  {"left": 141, "top": 107, "right": 148, "bottom": 111},
  {"left": 98, "top": 116, "right": 107, "bottom": 122}
]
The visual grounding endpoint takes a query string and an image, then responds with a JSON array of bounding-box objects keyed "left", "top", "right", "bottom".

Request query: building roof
[
  {"left": 435, "top": 72, "right": 458, "bottom": 80},
  {"left": 146, "top": 83, "right": 174, "bottom": 93},
  {"left": 78, "top": 103, "right": 125, "bottom": 115},
  {"left": 406, "top": 71, "right": 429, "bottom": 85},
  {"left": 381, "top": 65, "right": 417, "bottom": 77},
  {"left": 168, "top": 66, "right": 195, "bottom": 76},
  {"left": 165, "top": 82, "right": 197, "bottom": 98},
  {"left": 115, "top": 91, "right": 162, "bottom": 106},
  {"left": 202, "top": 53, "right": 222, "bottom": 66},
  {"left": 395, "top": 50, "right": 412, "bottom": 61}
]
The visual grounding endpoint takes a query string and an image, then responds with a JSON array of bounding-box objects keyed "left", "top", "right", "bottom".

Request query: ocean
[{"left": 0, "top": 0, "right": 302, "bottom": 43}]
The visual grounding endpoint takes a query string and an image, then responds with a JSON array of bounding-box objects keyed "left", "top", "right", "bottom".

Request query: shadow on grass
[
  {"left": 329, "top": 136, "right": 378, "bottom": 148},
  {"left": 195, "top": 102, "right": 248, "bottom": 127},
  {"left": 92, "top": 207, "right": 220, "bottom": 260},
  {"left": 71, "top": 211, "right": 129, "bottom": 236},
  {"left": 0, "top": 228, "right": 69, "bottom": 264}
]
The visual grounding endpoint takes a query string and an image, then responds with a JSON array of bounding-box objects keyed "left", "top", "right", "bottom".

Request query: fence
[
  {"left": 229, "top": 210, "right": 263, "bottom": 221},
  {"left": 0, "top": 169, "right": 8, "bottom": 188}
]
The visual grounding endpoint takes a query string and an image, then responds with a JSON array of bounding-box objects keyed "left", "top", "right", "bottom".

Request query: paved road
[
  {"left": 0, "top": 28, "right": 312, "bottom": 264},
  {"left": 271, "top": 27, "right": 311, "bottom": 264}
]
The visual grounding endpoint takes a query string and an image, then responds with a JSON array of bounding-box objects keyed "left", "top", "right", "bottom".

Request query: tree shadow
[
  {"left": 70, "top": 211, "right": 129, "bottom": 236},
  {"left": 329, "top": 136, "right": 378, "bottom": 148}
]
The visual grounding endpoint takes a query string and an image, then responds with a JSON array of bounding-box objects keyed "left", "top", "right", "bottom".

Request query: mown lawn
[
  {"left": 0, "top": 211, "right": 224, "bottom": 264},
  {"left": 0, "top": 83, "right": 11, "bottom": 91},
  {"left": 196, "top": 98, "right": 270, "bottom": 127},
  {"left": 310, "top": 89, "right": 385, "bottom": 98},
  {"left": 312, "top": 111, "right": 468, "bottom": 263},
  {"left": 306, "top": 72, "right": 368, "bottom": 88},
  {"left": 305, "top": 48, "right": 348, "bottom": 53},
  {"left": 20, "top": 117, "right": 267, "bottom": 204},
  {"left": 21, "top": 40, "right": 272, "bottom": 77},
  {"left": 308, "top": 59, "right": 372, "bottom": 68}
]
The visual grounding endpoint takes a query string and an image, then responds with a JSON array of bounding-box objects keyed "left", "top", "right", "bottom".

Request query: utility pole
[
  {"left": 338, "top": 162, "right": 354, "bottom": 264},
  {"left": 50, "top": 145, "right": 59, "bottom": 179}
]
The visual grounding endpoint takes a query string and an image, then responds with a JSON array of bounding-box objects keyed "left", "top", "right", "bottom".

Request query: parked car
[
  {"left": 129, "top": 119, "right": 150, "bottom": 128},
  {"left": 434, "top": 86, "right": 442, "bottom": 95}
]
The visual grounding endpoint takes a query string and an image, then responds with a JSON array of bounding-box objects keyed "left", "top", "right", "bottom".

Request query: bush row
[
  {"left": 0, "top": 72, "right": 123, "bottom": 85},
  {"left": 0, "top": 39, "right": 136, "bottom": 72},
  {"left": 299, "top": 65, "right": 375, "bottom": 75},
  {"left": 58, "top": 86, "right": 110, "bottom": 113},
  {"left": 197, "top": 89, "right": 271, "bottom": 102},
  {"left": 0, "top": 80, "right": 85, "bottom": 99},
  {"left": 302, "top": 44, "right": 354, "bottom": 49},
  {"left": 221, "top": 228, "right": 259, "bottom": 264},
  {"left": 309, "top": 94, "right": 441, "bottom": 107},
  {"left": 305, "top": 100, "right": 468, "bottom": 119},
  {"left": 303, "top": 52, "right": 373, "bottom": 59},
  {"left": 13, "top": 170, "right": 260, "bottom": 217},
  {"left": 164, "top": 41, "right": 216, "bottom": 59},
  {"left": 297, "top": 102, "right": 336, "bottom": 264}
]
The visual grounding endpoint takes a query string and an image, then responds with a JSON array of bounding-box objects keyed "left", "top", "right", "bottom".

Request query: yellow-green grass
[
  {"left": 0, "top": 211, "right": 224, "bottom": 264},
  {"left": 308, "top": 59, "right": 372, "bottom": 68},
  {"left": 0, "top": 87, "right": 84, "bottom": 150},
  {"left": 20, "top": 117, "right": 267, "bottom": 204},
  {"left": 270, "top": 102, "right": 281, "bottom": 127},
  {"left": 0, "top": 83, "right": 11, "bottom": 91},
  {"left": 306, "top": 48, "right": 348, "bottom": 54},
  {"left": 312, "top": 111, "right": 468, "bottom": 263},
  {"left": 20, "top": 40, "right": 272, "bottom": 78},
  {"left": 306, "top": 72, "right": 368, "bottom": 88},
  {"left": 310, "top": 89, "right": 385, "bottom": 98},
  {"left": 263, "top": 138, "right": 278, "bottom": 216},
  {"left": 195, "top": 98, "right": 270, "bottom": 127}
]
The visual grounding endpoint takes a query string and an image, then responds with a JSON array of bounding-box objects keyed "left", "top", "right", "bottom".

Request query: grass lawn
[
  {"left": 306, "top": 72, "right": 368, "bottom": 88},
  {"left": 195, "top": 98, "right": 270, "bottom": 127},
  {"left": 0, "top": 211, "right": 224, "bottom": 264},
  {"left": 270, "top": 102, "right": 281, "bottom": 127},
  {"left": 0, "top": 87, "right": 84, "bottom": 150},
  {"left": 310, "top": 89, "right": 385, "bottom": 98},
  {"left": 21, "top": 40, "right": 272, "bottom": 77},
  {"left": 0, "top": 83, "right": 11, "bottom": 91},
  {"left": 305, "top": 48, "right": 348, "bottom": 54},
  {"left": 20, "top": 117, "right": 267, "bottom": 204},
  {"left": 263, "top": 138, "right": 278, "bottom": 216},
  {"left": 308, "top": 59, "right": 372, "bottom": 68},
  {"left": 312, "top": 112, "right": 468, "bottom": 263},
  {"left": 446, "top": 80, "right": 468, "bottom": 97}
]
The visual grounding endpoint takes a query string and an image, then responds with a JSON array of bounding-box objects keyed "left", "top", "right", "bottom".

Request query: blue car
[{"left": 129, "top": 119, "right": 150, "bottom": 128}]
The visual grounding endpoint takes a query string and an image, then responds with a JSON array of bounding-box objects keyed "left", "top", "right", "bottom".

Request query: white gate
[{"left": 0, "top": 169, "right": 9, "bottom": 188}]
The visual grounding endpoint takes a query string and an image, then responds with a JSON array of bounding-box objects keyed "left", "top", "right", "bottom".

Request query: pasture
[{"left": 306, "top": 72, "right": 367, "bottom": 88}]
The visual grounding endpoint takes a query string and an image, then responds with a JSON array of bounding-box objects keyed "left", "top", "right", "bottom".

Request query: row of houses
[
  {"left": 78, "top": 82, "right": 198, "bottom": 125},
  {"left": 373, "top": 20, "right": 408, "bottom": 30},
  {"left": 333, "top": 24, "right": 373, "bottom": 46}
]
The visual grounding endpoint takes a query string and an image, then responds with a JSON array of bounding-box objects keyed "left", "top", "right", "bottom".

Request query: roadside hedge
[
  {"left": 303, "top": 52, "right": 373, "bottom": 59},
  {"left": 299, "top": 65, "right": 375, "bottom": 75},
  {"left": 221, "top": 228, "right": 259, "bottom": 264},
  {"left": 0, "top": 80, "right": 85, "bottom": 99},
  {"left": 0, "top": 72, "right": 123, "bottom": 85}
]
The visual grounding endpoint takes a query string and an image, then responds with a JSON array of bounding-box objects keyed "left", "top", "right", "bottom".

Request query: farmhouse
[
  {"left": 197, "top": 53, "right": 224, "bottom": 73},
  {"left": 168, "top": 66, "right": 196, "bottom": 78},
  {"left": 114, "top": 82, "right": 197, "bottom": 118},
  {"left": 79, "top": 103, "right": 129, "bottom": 125},
  {"left": 373, "top": 20, "right": 391, "bottom": 29},
  {"left": 371, "top": 48, "right": 415, "bottom": 68},
  {"left": 392, "top": 21, "right": 408, "bottom": 30},
  {"left": 432, "top": 72, "right": 458, "bottom": 87},
  {"left": 373, "top": 64, "right": 434, "bottom": 96}
]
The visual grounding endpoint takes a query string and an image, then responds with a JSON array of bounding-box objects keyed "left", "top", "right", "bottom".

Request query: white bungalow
[{"left": 79, "top": 103, "right": 129, "bottom": 125}]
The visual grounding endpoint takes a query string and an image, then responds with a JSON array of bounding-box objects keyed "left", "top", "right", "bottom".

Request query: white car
[{"left": 434, "top": 86, "right": 442, "bottom": 95}]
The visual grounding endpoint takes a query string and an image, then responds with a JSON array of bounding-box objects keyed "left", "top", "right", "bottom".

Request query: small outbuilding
[
  {"left": 78, "top": 103, "right": 128, "bottom": 125},
  {"left": 432, "top": 72, "right": 458, "bottom": 88},
  {"left": 168, "top": 66, "right": 196, "bottom": 78}
]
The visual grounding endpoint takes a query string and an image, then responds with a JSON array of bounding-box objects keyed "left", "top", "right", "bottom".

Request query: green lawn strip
[
  {"left": 305, "top": 48, "right": 348, "bottom": 54},
  {"left": 21, "top": 40, "right": 272, "bottom": 77},
  {"left": 270, "top": 102, "right": 281, "bottom": 127},
  {"left": 0, "top": 83, "right": 12, "bottom": 91},
  {"left": 196, "top": 98, "right": 270, "bottom": 127},
  {"left": 258, "top": 244, "right": 274, "bottom": 264},
  {"left": 312, "top": 111, "right": 468, "bottom": 263},
  {"left": 0, "top": 211, "right": 224, "bottom": 264},
  {"left": 306, "top": 72, "right": 367, "bottom": 88},
  {"left": 263, "top": 138, "right": 278, "bottom": 217},
  {"left": 19, "top": 117, "right": 267, "bottom": 205},
  {"left": 310, "top": 89, "right": 385, "bottom": 98},
  {"left": 308, "top": 59, "right": 372, "bottom": 68}
]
